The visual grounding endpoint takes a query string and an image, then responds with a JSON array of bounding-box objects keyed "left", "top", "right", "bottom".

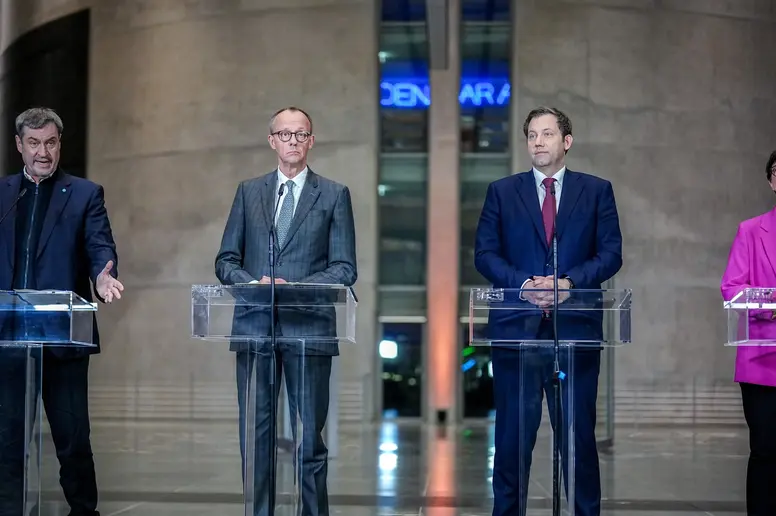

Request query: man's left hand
[
  {"left": 557, "top": 277, "right": 572, "bottom": 290},
  {"left": 96, "top": 260, "right": 124, "bottom": 303}
]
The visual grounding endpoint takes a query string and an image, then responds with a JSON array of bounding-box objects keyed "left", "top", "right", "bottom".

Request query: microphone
[
  {"left": 266, "top": 181, "right": 285, "bottom": 511},
  {"left": 545, "top": 179, "right": 557, "bottom": 264},
  {"left": 547, "top": 178, "right": 563, "bottom": 516},
  {"left": 549, "top": 180, "right": 557, "bottom": 255},
  {"left": 270, "top": 182, "right": 285, "bottom": 256},
  {"left": 272, "top": 183, "right": 285, "bottom": 228},
  {"left": 548, "top": 180, "right": 558, "bottom": 286},
  {"left": 0, "top": 189, "right": 27, "bottom": 226}
]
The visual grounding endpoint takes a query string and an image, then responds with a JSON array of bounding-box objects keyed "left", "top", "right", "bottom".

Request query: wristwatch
[{"left": 560, "top": 275, "right": 574, "bottom": 289}]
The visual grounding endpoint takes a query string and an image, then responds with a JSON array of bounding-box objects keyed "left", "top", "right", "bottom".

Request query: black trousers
[
  {"left": 740, "top": 382, "right": 776, "bottom": 516},
  {"left": 0, "top": 351, "right": 98, "bottom": 516}
]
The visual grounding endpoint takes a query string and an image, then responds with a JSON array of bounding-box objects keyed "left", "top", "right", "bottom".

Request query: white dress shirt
[
  {"left": 533, "top": 166, "right": 565, "bottom": 211},
  {"left": 274, "top": 166, "right": 308, "bottom": 222}
]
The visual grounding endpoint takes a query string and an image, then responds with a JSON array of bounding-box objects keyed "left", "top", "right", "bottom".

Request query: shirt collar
[
  {"left": 533, "top": 166, "right": 566, "bottom": 189},
  {"left": 23, "top": 166, "right": 56, "bottom": 184},
  {"left": 277, "top": 166, "right": 308, "bottom": 192}
]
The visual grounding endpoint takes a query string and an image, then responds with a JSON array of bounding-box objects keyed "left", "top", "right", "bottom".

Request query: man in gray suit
[{"left": 215, "top": 106, "right": 357, "bottom": 516}]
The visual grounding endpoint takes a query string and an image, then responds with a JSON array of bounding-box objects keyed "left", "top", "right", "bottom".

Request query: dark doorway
[{"left": 0, "top": 9, "right": 90, "bottom": 178}]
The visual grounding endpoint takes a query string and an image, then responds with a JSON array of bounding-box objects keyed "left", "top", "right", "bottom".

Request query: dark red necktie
[{"left": 541, "top": 177, "right": 556, "bottom": 246}]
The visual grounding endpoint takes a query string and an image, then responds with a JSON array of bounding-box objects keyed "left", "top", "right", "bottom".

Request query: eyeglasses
[{"left": 271, "top": 130, "right": 311, "bottom": 143}]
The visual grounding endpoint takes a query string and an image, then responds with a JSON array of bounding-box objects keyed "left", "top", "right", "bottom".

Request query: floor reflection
[{"left": 31, "top": 419, "right": 748, "bottom": 515}]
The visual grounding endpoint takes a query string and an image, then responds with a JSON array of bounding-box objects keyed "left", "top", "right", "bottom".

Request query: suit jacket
[
  {"left": 0, "top": 170, "right": 118, "bottom": 358},
  {"left": 215, "top": 168, "right": 357, "bottom": 355},
  {"left": 474, "top": 169, "right": 623, "bottom": 345},
  {"left": 720, "top": 206, "right": 776, "bottom": 387}
]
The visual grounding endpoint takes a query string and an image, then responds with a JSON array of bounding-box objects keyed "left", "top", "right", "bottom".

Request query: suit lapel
[
  {"left": 37, "top": 173, "right": 73, "bottom": 258},
  {"left": 760, "top": 209, "right": 776, "bottom": 279},
  {"left": 556, "top": 170, "right": 584, "bottom": 240},
  {"left": 2, "top": 174, "right": 22, "bottom": 268},
  {"left": 258, "top": 172, "right": 278, "bottom": 231},
  {"left": 515, "top": 172, "right": 546, "bottom": 247},
  {"left": 279, "top": 170, "right": 320, "bottom": 253}
]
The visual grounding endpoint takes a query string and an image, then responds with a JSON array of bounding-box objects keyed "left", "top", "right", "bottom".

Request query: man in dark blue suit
[
  {"left": 474, "top": 106, "right": 622, "bottom": 516},
  {"left": 0, "top": 107, "right": 123, "bottom": 516}
]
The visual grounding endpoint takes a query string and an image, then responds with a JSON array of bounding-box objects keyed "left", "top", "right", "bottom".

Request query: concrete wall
[
  {"left": 8, "top": 0, "right": 776, "bottom": 425},
  {"left": 2, "top": 0, "right": 379, "bottom": 422},
  {"left": 511, "top": 0, "right": 776, "bottom": 422}
]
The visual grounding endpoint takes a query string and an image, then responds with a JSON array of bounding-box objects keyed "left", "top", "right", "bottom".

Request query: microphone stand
[
  {"left": 549, "top": 183, "right": 563, "bottom": 516},
  {"left": 0, "top": 188, "right": 27, "bottom": 226},
  {"left": 266, "top": 183, "right": 285, "bottom": 516}
]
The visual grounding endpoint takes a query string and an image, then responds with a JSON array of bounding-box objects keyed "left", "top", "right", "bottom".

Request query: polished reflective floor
[{"left": 34, "top": 419, "right": 747, "bottom": 515}]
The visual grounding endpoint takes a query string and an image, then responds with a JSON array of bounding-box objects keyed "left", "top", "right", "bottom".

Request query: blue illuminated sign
[{"left": 380, "top": 78, "right": 511, "bottom": 109}]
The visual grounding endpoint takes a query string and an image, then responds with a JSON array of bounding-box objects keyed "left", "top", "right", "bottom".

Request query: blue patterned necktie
[{"left": 276, "top": 181, "right": 295, "bottom": 247}]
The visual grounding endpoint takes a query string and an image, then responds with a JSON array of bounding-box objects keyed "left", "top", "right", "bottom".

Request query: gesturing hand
[{"left": 96, "top": 260, "right": 124, "bottom": 303}]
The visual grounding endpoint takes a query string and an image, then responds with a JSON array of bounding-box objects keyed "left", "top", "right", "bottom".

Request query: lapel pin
[{"left": 62, "top": 188, "right": 66, "bottom": 193}]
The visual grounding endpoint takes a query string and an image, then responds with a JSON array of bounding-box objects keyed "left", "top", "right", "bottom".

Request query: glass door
[
  {"left": 379, "top": 321, "right": 425, "bottom": 418},
  {"left": 460, "top": 319, "right": 495, "bottom": 419}
]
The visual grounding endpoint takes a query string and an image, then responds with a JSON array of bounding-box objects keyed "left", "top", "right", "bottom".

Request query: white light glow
[{"left": 379, "top": 339, "right": 398, "bottom": 359}]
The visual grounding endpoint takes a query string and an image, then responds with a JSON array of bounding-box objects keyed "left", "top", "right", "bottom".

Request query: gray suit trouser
[{"left": 236, "top": 339, "right": 332, "bottom": 516}]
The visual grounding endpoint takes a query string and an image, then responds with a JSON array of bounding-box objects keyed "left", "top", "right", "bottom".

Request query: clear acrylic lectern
[
  {"left": 724, "top": 288, "right": 776, "bottom": 346},
  {"left": 469, "top": 287, "right": 631, "bottom": 515},
  {"left": 0, "top": 290, "right": 97, "bottom": 516},
  {"left": 191, "top": 283, "right": 356, "bottom": 516}
]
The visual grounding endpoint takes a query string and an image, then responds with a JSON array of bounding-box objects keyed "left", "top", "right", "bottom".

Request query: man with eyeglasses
[{"left": 215, "top": 106, "right": 357, "bottom": 516}]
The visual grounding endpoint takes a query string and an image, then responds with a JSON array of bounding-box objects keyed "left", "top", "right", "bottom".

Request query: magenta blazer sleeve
[{"left": 721, "top": 222, "right": 773, "bottom": 321}]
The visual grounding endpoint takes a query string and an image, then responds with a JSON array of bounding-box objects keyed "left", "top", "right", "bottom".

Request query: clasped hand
[
  {"left": 258, "top": 276, "right": 287, "bottom": 284},
  {"left": 522, "top": 276, "right": 571, "bottom": 308}
]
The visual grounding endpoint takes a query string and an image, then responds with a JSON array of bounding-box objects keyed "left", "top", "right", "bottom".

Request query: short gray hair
[
  {"left": 15, "top": 107, "right": 64, "bottom": 137},
  {"left": 269, "top": 106, "right": 313, "bottom": 134}
]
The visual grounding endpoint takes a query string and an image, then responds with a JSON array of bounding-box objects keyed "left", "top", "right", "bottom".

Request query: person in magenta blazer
[{"left": 720, "top": 151, "right": 776, "bottom": 516}]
